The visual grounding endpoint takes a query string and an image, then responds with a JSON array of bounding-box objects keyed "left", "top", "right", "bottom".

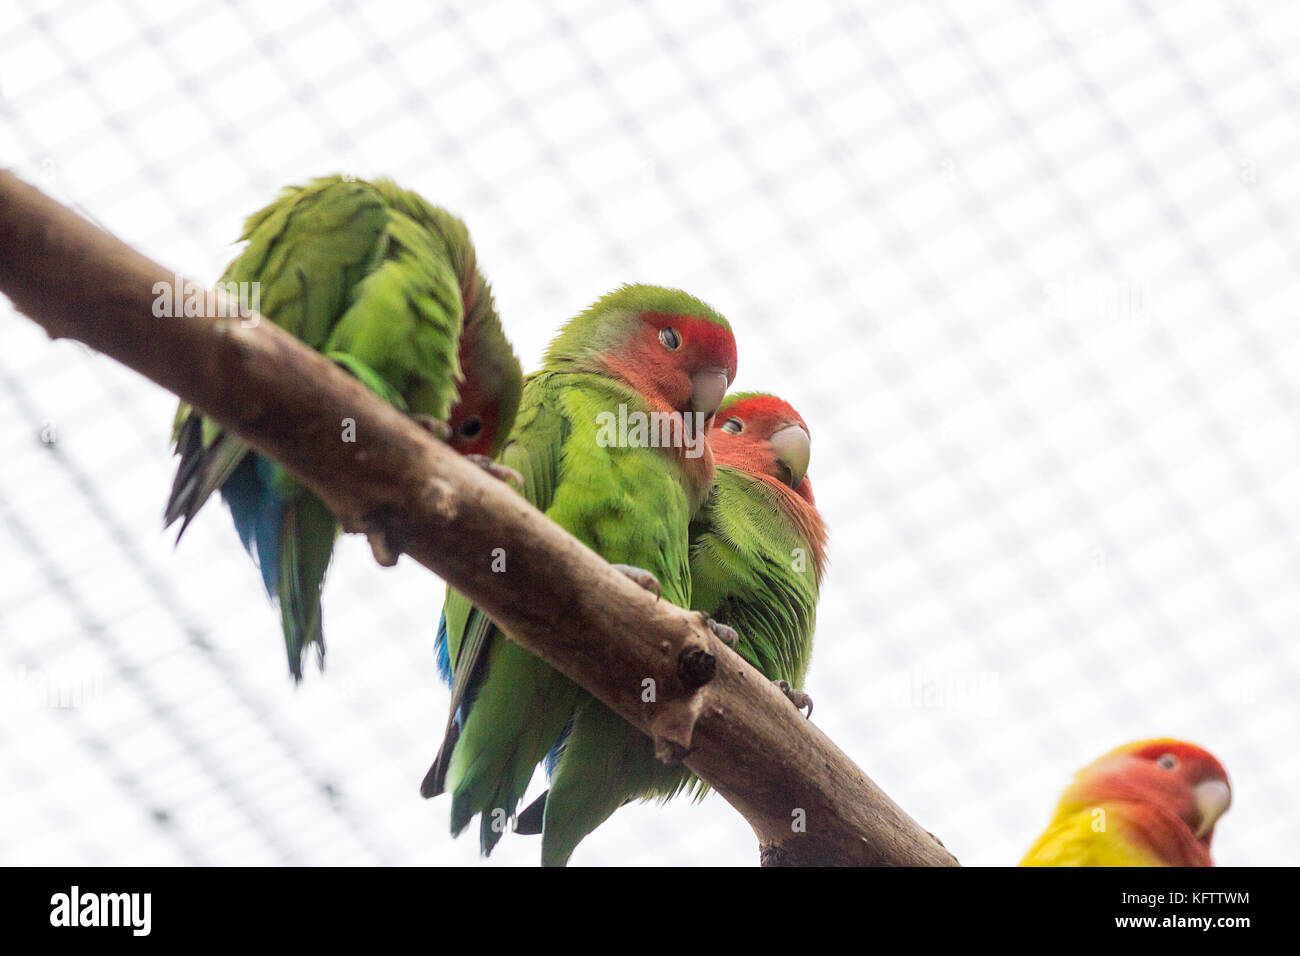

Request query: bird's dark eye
[
  {"left": 1156, "top": 754, "right": 1179, "bottom": 771},
  {"left": 458, "top": 416, "right": 483, "bottom": 438},
  {"left": 659, "top": 327, "right": 681, "bottom": 350},
  {"left": 721, "top": 417, "right": 744, "bottom": 434}
]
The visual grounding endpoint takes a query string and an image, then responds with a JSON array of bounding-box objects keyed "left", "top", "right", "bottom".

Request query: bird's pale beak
[
  {"left": 689, "top": 369, "right": 730, "bottom": 421},
  {"left": 1194, "top": 779, "right": 1232, "bottom": 839},
  {"left": 769, "top": 424, "right": 811, "bottom": 490}
]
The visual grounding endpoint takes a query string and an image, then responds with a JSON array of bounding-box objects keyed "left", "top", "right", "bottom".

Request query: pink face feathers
[
  {"left": 600, "top": 312, "right": 738, "bottom": 423},
  {"left": 709, "top": 393, "right": 827, "bottom": 576},
  {"left": 710, "top": 394, "right": 815, "bottom": 502},
  {"left": 1068, "top": 739, "right": 1232, "bottom": 862}
]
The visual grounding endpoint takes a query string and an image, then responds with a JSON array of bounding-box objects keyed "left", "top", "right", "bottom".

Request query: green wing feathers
[
  {"left": 323, "top": 183, "right": 469, "bottom": 422},
  {"left": 166, "top": 174, "right": 508, "bottom": 680},
  {"left": 433, "top": 372, "right": 703, "bottom": 863},
  {"left": 689, "top": 467, "right": 823, "bottom": 688},
  {"left": 430, "top": 373, "right": 582, "bottom": 853},
  {"left": 277, "top": 492, "right": 338, "bottom": 680}
]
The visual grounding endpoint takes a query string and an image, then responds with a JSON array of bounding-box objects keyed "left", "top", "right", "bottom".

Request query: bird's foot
[
  {"left": 773, "top": 679, "right": 813, "bottom": 718},
  {"left": 700, "top": 612, "right": 739, "bottom": 648},
  {"left": 612, "top": 564, "right": 661, "bottom": 599},
  {"left": 466, "top": 454, "right": 523, "bottom": 485}
]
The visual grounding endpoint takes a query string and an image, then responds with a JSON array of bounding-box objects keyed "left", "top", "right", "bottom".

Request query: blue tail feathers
[
  {"left": 222, "top": 454, "right": 285, "bottom": 598},
  {"left": 435, "top": 611, "right": 452, "bottom": 686}
]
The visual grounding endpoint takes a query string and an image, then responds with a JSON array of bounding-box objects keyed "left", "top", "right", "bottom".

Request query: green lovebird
[
  {"left": 423, "top": 284, "right": 739, "bottom": 865},
  {"left": 512, "top": 391, "right": 828, "bottom": 851},
  {"left": 164, "top": 174, "right": 522, "bottom": 680}
]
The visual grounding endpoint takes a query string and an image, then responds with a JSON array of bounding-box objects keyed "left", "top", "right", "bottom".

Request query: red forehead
[
  {"left": 1128, "top": 741, "right": 1228, "bottom": 782},
  {"left": 643, "top": 312, "right": 738, "bottom": 378},
  {"left": 718, "top": 395, "right": 807, "bottom": 434}
]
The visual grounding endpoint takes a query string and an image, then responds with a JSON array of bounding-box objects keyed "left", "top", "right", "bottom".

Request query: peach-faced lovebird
[
  {"left": 508, "top": 392, "right": 827, "bottom": 854},
  {"left": 690, "top": 392, "right": 827, "bottom": 706},
  {"left": 423, "top": 284, "right": 738, "bottom": 865},
  {"left": 1020, "top": 738, "right": 1231, "bottom": 866},
  {"left": 164, "top": 175, "right": 521, "bottom": 680}
]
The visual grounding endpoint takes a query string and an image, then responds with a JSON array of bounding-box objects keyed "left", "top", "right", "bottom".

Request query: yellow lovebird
[{"left": 1021, "top": 739, "right": 1231, "bottom": 866}]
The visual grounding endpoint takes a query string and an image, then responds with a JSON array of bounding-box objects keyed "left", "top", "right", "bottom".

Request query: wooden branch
[{"left": 0, "top": 169, "right": 958, "bottom": 866}]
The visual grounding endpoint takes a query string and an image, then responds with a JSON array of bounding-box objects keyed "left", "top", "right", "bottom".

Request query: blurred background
[{"left": 2, "top": 0, "right": 1298, "bottom": 866}]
